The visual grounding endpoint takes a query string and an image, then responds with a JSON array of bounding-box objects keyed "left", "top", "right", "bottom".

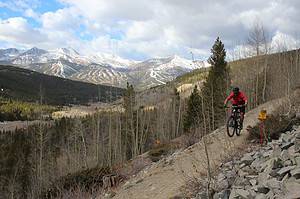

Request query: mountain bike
[{"left": 225, "top": 104, "right": 245, "bottom": 137}]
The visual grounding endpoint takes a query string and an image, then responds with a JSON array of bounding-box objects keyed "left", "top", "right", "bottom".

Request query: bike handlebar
[
  {"left": 224, "top": 104, "right": 246, "bottom": 109},
  {"left": 232, "top": 104, "right": 246, "bottom": 108}
]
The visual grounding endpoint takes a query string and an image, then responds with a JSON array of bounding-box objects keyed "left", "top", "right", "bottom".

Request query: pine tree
[
  {"left": 183, "top": 85, "right": 202, "bottom": 132},
  {"left": 202, "top": 37, "right": 229, "bottom": 130},
  {"left": 123, "top": 82, "right": 136, "bottom": 158}
]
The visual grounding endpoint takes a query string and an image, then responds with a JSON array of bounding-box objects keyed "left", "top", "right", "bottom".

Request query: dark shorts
[{"left": 233, "top": 105, "right": 245, "bottom": 114}]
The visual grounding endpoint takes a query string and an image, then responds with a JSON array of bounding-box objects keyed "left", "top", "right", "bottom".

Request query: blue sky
[{"left": 0, "top": 0, "right": 299, "bottom": 60}]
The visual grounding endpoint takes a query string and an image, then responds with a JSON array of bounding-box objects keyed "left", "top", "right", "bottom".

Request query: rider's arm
[
  {"left": 241, "top": 92, "right": 248, "bottom": 105},
  {"left": 224, "top": 92, "right": 234, "bottom": 105}
]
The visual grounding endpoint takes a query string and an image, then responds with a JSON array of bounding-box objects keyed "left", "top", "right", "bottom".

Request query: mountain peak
[{"left": 22, "top": 47, "right": 48, "bottom": 56}]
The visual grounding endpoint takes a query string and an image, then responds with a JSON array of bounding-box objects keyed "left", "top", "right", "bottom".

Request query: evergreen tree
[
  {"left": 123, "top": 82, "right": 136, "bottom": 158},
  {"left": 183, "top": 85, "right": 202, "bottom": 132},
  {"left": 202, "top": 37, "right": 229, "bottom": 130}
]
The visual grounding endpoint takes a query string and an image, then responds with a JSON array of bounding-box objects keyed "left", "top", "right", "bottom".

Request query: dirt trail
[{"left": 111, "top": 97, "right": 286, "bottom": 199}]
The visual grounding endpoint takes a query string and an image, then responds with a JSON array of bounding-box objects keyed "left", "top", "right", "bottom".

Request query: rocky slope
[
  {"left": 0, "top": 47, "right": 208, "bottom": 90},
  {"left": 203, "top": 125, "right": 300, "bottom": 199}
]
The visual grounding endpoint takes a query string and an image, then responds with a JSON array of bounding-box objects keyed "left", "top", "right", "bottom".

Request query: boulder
[
  {"left": 196, "top": 191, "right": 208, "bottom": 199},
  {"left": 262, "top": 150, "right": 272, "bottom": 158},
  {"left": 290, "top": 167, "right": 300, "bottom": 179},
  {"left": 241, "top": 155, "right": 254, "bottom": 166},
  {"left": 213, "top": 190, "right": 230, "bottom": 199},
  {"left": 269, "top": 168, "right": 281, "bottom": 178},
  {"left": 277, "top": 165, "right": 296, "bottom": 177},
  {"left": 280, "top": 150, "right": 290, "bottom": 161},
  {"left": 296, "top": 112, "right": 300, "bottom": 120},
  {"left": 294, "top": 156, "right": 300, "bottom": 166},
  {"left": 217, "top": 173, "right": 226, "bottom": 181},
  {"left": 257, "top": 172, "right": 270, "bottom": 185},
  {"left": 225, "top": 170, "right": 237, "bottom": 185},
  {"left": 253, "top": 151, "right": 262, "bottom": 159},
  {"left": 229, "top": 189, "right": 250, "bottom": 199},
  {"left": 265, "top": 190, "right": 275, "bottom": 198},
  {"left": 234, "top": 176, "right": 250, "bottom": 187},
  {"left": 251, "top": 158, "right": 263, "bottom": 171},
  {"left": 264, "top": 178, "right": 281, "bottom": 190},
  {"left": 271, "top": 158, "right": 283, "bottom": 170},
  {"left": 224, "top": 161, "right": 234, "bottom": 169},
  {"left": 257, "top": 186, "right": 270, "bottom": 194},
  {"left": 294, "top": 139, "right": 300, "bottom": 153},
  {"left": 281, "top": 173, "right": 290, "bottom": 183},
  {"left": 281, "top": 142, "right": 294, "bottom": 150},
  {"left": 283, "top": 179, "right": 300, "bottom": 198},
  {"left": 296, "top": 131, "right": 300, "bottom": 139},
  {"left": 216, "top": 179, "right": 229, "bottom": 190},
  {"left": 104, "top": 191, "right": 116, "bottom": 198},
  {"left": 255, "top": 193, "right": 266, "bottom": 199},
  {"left": 283, "top": 160, "right": 293, "bottom": 167},
  {"left": 249, "top": 179, "right": 257, "bottom": 186}
]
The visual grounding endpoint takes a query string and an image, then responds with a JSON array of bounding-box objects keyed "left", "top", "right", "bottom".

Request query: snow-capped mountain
[
  {"left": 0, "top": 48, "right": 21, "bottom": 61},
  {"left": 0, "top": 47, "right": 208, "bottom": 89},
  {"left": 88, "top": 53, "right": 139, "bottom": 69}
]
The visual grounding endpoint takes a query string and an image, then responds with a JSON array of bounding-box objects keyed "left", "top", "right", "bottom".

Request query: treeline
[
  {"left": 0, "top": 98, "right": 58, "bottom": 121},
  {"left": 0, "top": 65, "right": 124, "bottom": 105},
  {"left": 230, "top": 48, "right": 300, "bottom": 109}
]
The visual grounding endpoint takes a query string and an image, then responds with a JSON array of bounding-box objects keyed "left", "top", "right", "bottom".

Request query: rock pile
[{"left": 198, "top": 125, "right": 300, "bottom": 199}]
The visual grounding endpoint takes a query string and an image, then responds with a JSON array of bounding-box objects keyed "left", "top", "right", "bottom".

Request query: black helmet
[{"left": 233, "top": 87, "right": 239, "bottom": 95}]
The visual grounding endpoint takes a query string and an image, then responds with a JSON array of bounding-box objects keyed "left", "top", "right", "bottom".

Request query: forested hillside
[{"left": 0, "top": 65, "right": 124, "bottom": 105}]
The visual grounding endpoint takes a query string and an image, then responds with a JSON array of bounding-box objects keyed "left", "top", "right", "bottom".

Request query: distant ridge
[{"left": 0, "top": 64, "right": 124, "bottom": 105}]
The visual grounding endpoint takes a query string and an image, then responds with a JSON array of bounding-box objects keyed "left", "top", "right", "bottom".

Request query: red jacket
[{"left": 225, "top": 91, "right": 248, "bottom": 105}]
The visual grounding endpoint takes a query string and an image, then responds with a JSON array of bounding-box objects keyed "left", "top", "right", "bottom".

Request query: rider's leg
[{"left": 240, "top": 107, "right": 245, "bottom": 129}]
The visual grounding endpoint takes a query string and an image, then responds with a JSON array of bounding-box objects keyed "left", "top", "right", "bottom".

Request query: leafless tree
[{"left": 247, "top": 20, "right": 270, "bottom": 56}]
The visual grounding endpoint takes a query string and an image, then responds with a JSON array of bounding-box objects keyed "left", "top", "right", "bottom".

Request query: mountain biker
[{"left": 224, "top": 87, "right": 248, "bottom": 129}]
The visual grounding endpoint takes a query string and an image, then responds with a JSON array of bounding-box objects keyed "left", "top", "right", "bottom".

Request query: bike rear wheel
[
  {"left": 226, "top": 116, "right": 237, "bottom": 137},
  {"left": 236, "top": 127, "right": 241, "bottom": 136},
  {"left": 236, "top": 115, "right": 242, "bottom": 136}
]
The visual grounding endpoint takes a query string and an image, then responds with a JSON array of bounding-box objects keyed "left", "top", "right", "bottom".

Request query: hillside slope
[
  {"left": 0, "top": 65, "right": 124, "bottom": 105},
  {"left": 107, "top": 95, "right": 287, "bottom": 199}
]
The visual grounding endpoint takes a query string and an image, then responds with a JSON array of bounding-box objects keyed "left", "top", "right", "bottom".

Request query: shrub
[
  {"left": 41, "top": 167, "right": 121, "bottom": 199},
  {"left": 247, "top": 114, "right": 300, "bottom": 141},
  {"left": 148, "top": 143, "right": 176, "bottom": 162}
]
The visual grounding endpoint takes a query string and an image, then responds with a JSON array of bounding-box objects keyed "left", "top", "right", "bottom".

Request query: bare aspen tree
[
  {"left": 247, "top": 20, "right": 269, "bottom": 56},
  {"left": 262, "top": 56, "right": 268, "bottom": 102},
  {"left": 211, "top": 84, "right": 215, "bottom": 131},
  {"left": 79, "top": 121, "right": 88, "bottom": 168},
  {"left": 176, "top": 95, "right": 182, "bottom": 137},
  {"left": 108, "top": 109, "right": 112, "bottom": 167},
  {"left": 37, "top": 123, "right": 44, "bottom": 186},
  {"left": 200, "top": 95, "right": 212, "bottom": 198}
]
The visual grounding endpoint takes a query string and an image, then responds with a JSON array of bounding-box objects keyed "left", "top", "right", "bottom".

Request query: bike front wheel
[{"left": 226, "top": 116, "right": 237, "bottom": 137}]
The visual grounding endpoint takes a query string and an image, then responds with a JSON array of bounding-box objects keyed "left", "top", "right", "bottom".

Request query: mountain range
[{"left": 0, "top": 47, "right": 209, "bottom": 90}]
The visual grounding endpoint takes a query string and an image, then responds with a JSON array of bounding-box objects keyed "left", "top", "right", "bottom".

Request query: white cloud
[
  {"left": 271, "top": 31, "right": 300, "bottom": 51},
  {"left": 41, "top": 7, "right": 81, "bottom": 31},
  {"left": 0, "top": 0, "right": 40, "bottom": 12},
  {"left": 1, "top": 0, "right": 300, "bottom": 60},
  {"left": 24, "top": 8, "right": 39, "bottom": 20},
  {"left": 125, "top": 21, "right": 162, "bottom": 42},
  {"left": 0, "top": 17, "right": 45, "bottom": 45}
]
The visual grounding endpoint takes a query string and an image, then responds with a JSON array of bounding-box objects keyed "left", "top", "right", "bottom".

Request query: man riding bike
[{"left": 224, "top": 87, "right": 248, "bottom": 129}]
